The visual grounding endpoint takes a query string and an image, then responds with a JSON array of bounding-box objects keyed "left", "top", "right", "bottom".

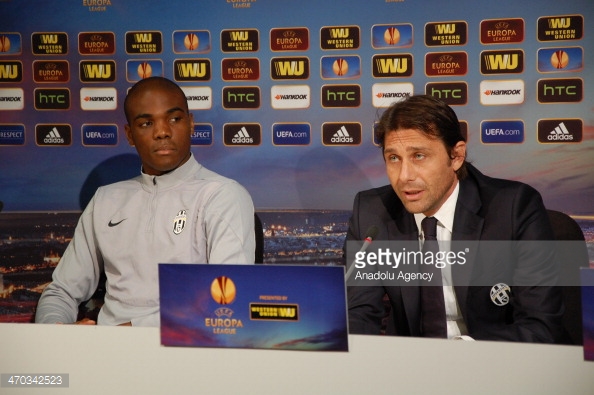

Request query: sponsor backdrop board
[{"left": 0, "top": 0, "right": 592, "bottom": 322}]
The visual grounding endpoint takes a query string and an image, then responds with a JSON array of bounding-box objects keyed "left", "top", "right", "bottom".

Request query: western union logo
[
  {"left": 330, "top": 28, "right": 350, "bottom": 39},
  {"left": 0, "top": 62, "right": 22, "bottom": 82},
  {"left": 221, "top": 29, "right": 259, "bottom": 52},
  {"left": 372, "top": 55, "right": 413, "bottom": 77},
  {"left": 480, "top": 50, "right": 523, "bottom": 74},
  {"left": 174, "top": 60, "right": 211, "bottom": 81},
  {"left": 548, "top": 18, "right": 571, "bottom": 29},
  {"left": 271, "top": 57, "right": 309, "bottom": 80},
  {"left": 32, "top": 33, "right": 67, "bottom": 54},
  {"left": 435, "top": 24, "right": 456, "bottom": 34},
  {"left": 125, "top": 31, "right": 162, "bottom": 54},
  {"left": 425, "top": 22, "right": 467, "bottom": 46},
  {"left": 537, "top": 15, "right": 583, "bottom": 41},
  {"left": 80, "top": 61, "right": 116, "bottom": 82},
  {"left": 250, "top": 303, "right": 299, "bottom": 321},
  {"left": 230, "top": 31, "right": 249, "bottom": 41},
  {"left": 134, "top": 33, "right": 152, "bottom": 43}
]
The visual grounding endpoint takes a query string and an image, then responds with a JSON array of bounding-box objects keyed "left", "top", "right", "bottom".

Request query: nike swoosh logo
[{"left": 108, "top": 219, "right": 127, "bottom": 227}]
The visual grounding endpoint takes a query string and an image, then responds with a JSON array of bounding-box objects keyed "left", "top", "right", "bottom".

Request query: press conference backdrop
[{"left": 0, "top": 0, "right": 592, "bottom": 322}]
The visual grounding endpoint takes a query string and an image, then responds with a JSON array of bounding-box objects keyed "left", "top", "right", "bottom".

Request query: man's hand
[{"left": 75, "top": 318, "right": 96, "bottom": 325}]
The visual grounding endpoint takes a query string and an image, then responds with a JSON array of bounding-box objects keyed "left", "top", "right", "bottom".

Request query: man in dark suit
[{"left": 346, "top": 95, "right": 563, "bottom": 343}]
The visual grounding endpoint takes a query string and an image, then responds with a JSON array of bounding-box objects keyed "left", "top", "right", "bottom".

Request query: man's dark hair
[
  {"left": 123, "top": 77, "right": 189, "bottom": 123},
  {"left": 375, "top": 94, "right": 468, "bottom": 179}
]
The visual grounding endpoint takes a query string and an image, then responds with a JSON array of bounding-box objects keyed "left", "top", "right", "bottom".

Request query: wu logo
[
  {"left": 230, "top": 31, "right": 249, "bottom": 41},
  {"left": 0, "top": 64, "right": 18, "bottom": 79},
  {"left": 135, "top": 33, "right": 152, "bottom": 43},
  {"left": 485, "top": 54, "right": 519, "bottom": 70},
  {"left": 548, "top": 18, "right": 571, "bottom": 29},
  {"left": 82, "top": 64, "right": 112, "bottom": 79},
  {"left": 177, "top": 62, "right": 206, "bottom": 78},
  {"left": 435, "top": 24, "right": 456, "bottom": 34},
  {"left": 330, "top": 28, "right": 349, "bottom": 38},
  {"left": 41, "top": 35, "right": 58, "bottom": 44},
  {"left": 376, "top": 58, "right": 407, "bottom": 73},
  {"left": 274, "top": 61, "right": 305, "bottom": 76}
]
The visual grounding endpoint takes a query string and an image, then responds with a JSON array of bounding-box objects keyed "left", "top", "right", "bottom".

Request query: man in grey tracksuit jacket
[{"left": 35, "top": 77, "right": 255, "bottom": 326}]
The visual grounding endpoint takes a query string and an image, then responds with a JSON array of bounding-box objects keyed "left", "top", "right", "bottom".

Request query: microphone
[{"left": 345, "top": 225, "right": 379, "bottom": 280}]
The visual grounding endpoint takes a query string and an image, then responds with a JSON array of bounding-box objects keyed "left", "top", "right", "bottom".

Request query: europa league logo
[{"left": 210, "top": 276, "right": 237, "bottom": 305}]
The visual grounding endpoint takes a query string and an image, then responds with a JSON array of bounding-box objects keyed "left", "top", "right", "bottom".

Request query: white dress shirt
[{"left": 414, "top": 181, "right": 471, "bottom": 339}]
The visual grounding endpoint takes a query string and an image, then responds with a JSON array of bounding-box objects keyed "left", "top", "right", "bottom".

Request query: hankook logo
[
  {"left": 34, "top": 88, "right": 70, "bottom": 110},
  {"left": 222, "top": 87, "right": 260, "bottom": 109},
  {"left": 321, "top": 85, "right": 361, "bottom": 108}
]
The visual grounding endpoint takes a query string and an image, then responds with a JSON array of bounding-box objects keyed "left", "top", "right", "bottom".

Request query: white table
[{"left": 0, "top": 323, "right": 592, "bottom": 394}]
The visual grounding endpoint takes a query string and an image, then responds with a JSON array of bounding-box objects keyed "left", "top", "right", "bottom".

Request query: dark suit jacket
[{"left": 346, "top": 164, "right": 564, "bottom": 343}]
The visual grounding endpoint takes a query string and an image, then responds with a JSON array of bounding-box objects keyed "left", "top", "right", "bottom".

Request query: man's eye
[
  {"left": 388, "top": 155, "right": 399, "bottom": 162},
  {"left": 414, "top": 153, "right": 425, "bottom": 160}
]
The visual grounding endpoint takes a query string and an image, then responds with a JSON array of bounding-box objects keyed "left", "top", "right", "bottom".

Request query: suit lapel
[
  {"left": 389, "top": 207, "right": 421, "bottom": 335},
  {"left": 451, "top": 175, "right": 484, "bottom": 322}
]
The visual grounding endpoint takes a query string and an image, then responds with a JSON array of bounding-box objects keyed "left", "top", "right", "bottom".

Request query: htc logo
[
  {"left": 321, "top": 85, "right": 361, "bottom": 108},
  {"left": 425, "top": 82, "right": 467, "bottom": 105},
  {"left": 222, "top": 87, "right": 260, "bottom": 109},
  {"left": 537, "top": 78, "right": 583, "bottom": 103},
  {"left": 34, "top": 88, "right": 70, "bottom": 110}
]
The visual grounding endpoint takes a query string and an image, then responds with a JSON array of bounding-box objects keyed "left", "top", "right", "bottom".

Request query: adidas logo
[
  {"left": 547, "top": 122, "right": 573, "bottom": 141},
  {"left": 232, "top": 126, "right": 253, "bottom": 144},
  {"left": 331, "top": 126, "right": 354, "bottom": 143},
  {"left": 44, "top": 127, "right": 65, "bottom": 144}
]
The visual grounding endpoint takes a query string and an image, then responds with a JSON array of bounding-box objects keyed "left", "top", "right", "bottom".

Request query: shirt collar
[
  {"left": 414, "top": 180, "right": 459, "bottom": 235},
  {"left": 139, "top": 153, "right": 200, "bottom": 189}
]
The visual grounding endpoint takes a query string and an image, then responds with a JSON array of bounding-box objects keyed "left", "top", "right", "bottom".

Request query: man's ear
[
  {"left": 451, "top": 140, "right": 466, "bottom": 171},
  {"left": 124, "top": 124, "right": 134, "bottom": 146}
]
